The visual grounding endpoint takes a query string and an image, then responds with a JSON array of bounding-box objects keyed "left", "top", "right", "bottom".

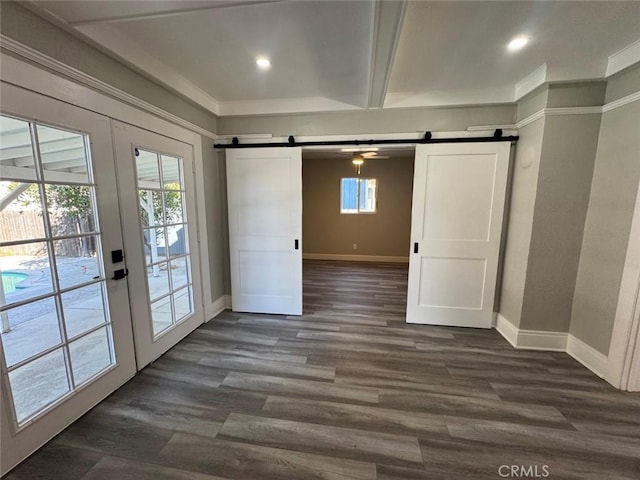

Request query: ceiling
[{"left": 29, "top": 0, "right": 640, "bottom": 117}]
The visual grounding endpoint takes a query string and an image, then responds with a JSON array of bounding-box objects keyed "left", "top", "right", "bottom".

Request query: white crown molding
[
  {"left": 514, "top": 64, "right": 548, "bottom": 101},
  {"left": 567, "top": 334, "right": 608, "bottom": 379},
  {"left": 606, "top": 39, "right": 640, "bottom": 77},
  {"left": 218, "top": 97, "right": 364, "bottom": 116},
  {"left": 470, "top": 91, "right": 639, "bottom": 132},
  {"left": 303, "top": 253, "right": 409, "bottom": 264},
  {"left": 602, "top": 90, "right": 640, "bottom": 113},
  {"left": 75, "top": 23, "right": 220, "bottom": 116},
  {"left": 0, "top": 35, "right": 218, "bottom": 139}
]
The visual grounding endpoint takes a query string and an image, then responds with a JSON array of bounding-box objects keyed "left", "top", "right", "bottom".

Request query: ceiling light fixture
[
  {"left": 256, "top": 57, "right": 271, "bottom": 69},
  {"left": 507, "top": 36, "right": 529, "bottom": 52},
  {"left": 341, "top": 147, "right": 379, "bottom": 152},
  {"left": 352, "top": 155, "right": 364, "bottom": 175}
]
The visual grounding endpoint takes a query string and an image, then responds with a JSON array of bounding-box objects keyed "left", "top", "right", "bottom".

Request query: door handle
[
  {"left": 294, "top": 239, "right": 299, "bottom": 250},
  {"left": 111, "top": 268, "right": 129, "bottom": 280},
  {"left": 414, "top": 242, "right": 419, "bottom": 254}
]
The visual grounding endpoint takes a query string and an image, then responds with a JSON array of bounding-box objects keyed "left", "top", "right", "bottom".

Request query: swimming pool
[{"left": 1, "top": 272, "right": 28, "bottom": 294}]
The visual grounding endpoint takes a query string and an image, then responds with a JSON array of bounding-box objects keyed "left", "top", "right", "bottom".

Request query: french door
[
  {"left": 406, "top": 142, "right": 510, "bottom": 328},
  {"left": 113, "top": 122, "right": 203, "bottom": 369},
  {"left": 226, "top": 147, "right": 302, "bottom": 315},
  {"left": 0, "top": 85, "right": 136, "bottom": 473}
]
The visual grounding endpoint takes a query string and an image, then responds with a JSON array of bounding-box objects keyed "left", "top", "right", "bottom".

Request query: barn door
[
  {"left": 406, "top": 142, "right": 510, "bottom": 328},
  {"left": 226, "top": 147, "right": 302, "bottom": 315}
]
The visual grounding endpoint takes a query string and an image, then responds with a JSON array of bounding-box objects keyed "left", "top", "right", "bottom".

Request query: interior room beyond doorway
[{"left": 301, "top": 147, "right": 415, "bottom": 265}]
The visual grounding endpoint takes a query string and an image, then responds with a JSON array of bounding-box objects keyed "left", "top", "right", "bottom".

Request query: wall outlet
[{"left": 353, "top": 243, "right": 358, "bottom": 250}]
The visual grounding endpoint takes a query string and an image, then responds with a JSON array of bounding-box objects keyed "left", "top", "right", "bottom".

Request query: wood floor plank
[
  {"left": 336, "top": 374, "right": 501, "bottom": 400},
  {"left": 99, "top": 398, "right": 222, "bottom": 439},
  {"left": 82, "top": 456, "right": 229, "bottom": 480},
  {"left": 3, "top": 444, "right": 103, "bottom": 480},
  {"left": 297, "top": 330, "right": 416, "bottom": 347},
  {"left": 158, "top": 433, "right": 376, "bottom": 480},
  {"left": 218, "top": 413, "right": 424, "bottom": 467},
  {"left": 222, "top": 372, "right": 379, "bottom": 404},
  {"left": 237, "top": 316, "right": 342, "bottom": 332},
  {"left": 418, "top": 434, "right": 640, "bottom": 480},
  {"left": 52, "top": 414, "right": 175, "bottom": 462},
  {"left": 192, "top": 327, "right": 279, "bottom": 346},
  {"left": 447, "top": 421, "right": 640, "bottom": 459},
  {"left": 262, "top": 395, "right": 448, "bottom": 437},
  {"left": 379, "top": 389, "right": 572, "bottom": 428},
  {"left": 175, "top": 340, "right": 308, "bottom": 364},
  {"left": 198, "top": 354, "right": 335, "bottom": 380}
]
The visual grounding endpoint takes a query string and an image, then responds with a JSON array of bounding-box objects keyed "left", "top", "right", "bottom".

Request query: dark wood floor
[{"left": 7, "top": 260, "right": 640, "bottom": 479}]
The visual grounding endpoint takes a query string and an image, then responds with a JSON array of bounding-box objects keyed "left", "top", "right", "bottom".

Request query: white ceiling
[{"left": 30, "top": 0, "right": 640, "bottom": 117}]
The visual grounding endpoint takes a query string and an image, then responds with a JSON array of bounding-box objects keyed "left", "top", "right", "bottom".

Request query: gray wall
[
  {"left": 519, "top": 114, "right": 601, "bottom": 331},
  {"left": 570, "top": 98, "right": 640, "bottom": 354},
  {"left": 0, "top": 1, "right": 218, "bottom": 133},
  {"left": 302, "top": 155, "right": 414, "bottom": 257},
  {"left": 500, "top": 83, "right": 603, "bottom": 331},
  {"left": 499, "top": 118, "right": 545, "bottom": 327},
  {"left": 218, "top": 104, "right": 515, "bottom": 136},
  {"left": 201, "top": 138, "right": 231, "bottom": 300}
]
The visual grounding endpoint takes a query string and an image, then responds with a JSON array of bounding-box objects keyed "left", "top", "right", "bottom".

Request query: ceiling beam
[
  {"left": 367, "top": 0, "right": 407, "bottom": 109},
  {"left": 67, "top": 0, "right": 286, "bottom": 27}
]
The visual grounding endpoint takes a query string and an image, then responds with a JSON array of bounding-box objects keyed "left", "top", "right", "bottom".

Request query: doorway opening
[{"left": 300, "top": 147, "right": 415, "bottom": 318}]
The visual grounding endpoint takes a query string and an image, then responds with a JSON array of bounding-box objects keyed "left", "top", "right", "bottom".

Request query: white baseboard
[
  {"left": 495, "top": 313, "right": 567, "bottom": 351},
  {"left": 567, "top": 334, "right": 608, "bottom": 379},
  {"left": 495, "top": 313, "right": 519, "bottom": 347},
  {"left": 204, "top": 294, "right": 232, "bottom": 321},
  {"left": 495, "top": 313, "right": 609, "bottom": 379},
  {"left": 517, "top": 330, "right": 568, "bottom": 351},
  {"left": 303, "top": 253, "right": 409, "bottom": 263}
]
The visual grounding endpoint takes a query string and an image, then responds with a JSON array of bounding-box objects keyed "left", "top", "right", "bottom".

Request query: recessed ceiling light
[
  {"left": 508, "top": 36, "right": 529, "bottom": 52},
  {"left": 256, "top": 57, "right": 271, "bottom": 69}
]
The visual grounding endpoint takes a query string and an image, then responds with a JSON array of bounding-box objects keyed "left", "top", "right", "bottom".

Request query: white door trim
[{"left": 607, "top": 178, "right": 640, "bottom": 391}]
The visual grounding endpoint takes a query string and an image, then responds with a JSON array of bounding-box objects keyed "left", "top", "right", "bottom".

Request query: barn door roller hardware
[{"left": 213, "top": 130, "right": 517, "bottom": 149}]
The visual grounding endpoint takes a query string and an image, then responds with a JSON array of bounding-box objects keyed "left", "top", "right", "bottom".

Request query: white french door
[
  {"left": 226, "top": 147, "right": 302, "bottom": 315},
  {"left": 0, "top": 85, "right": 136, "bottom": 474},
  {"left": 113, "top": 122, "right": 203, "bottom": 369},
  {"left": 406, "top": 142, "right": 510, "bottom": 328}
]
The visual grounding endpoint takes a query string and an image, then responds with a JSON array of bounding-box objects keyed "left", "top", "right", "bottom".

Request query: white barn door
[
  {"left": 226, "top": 148, "right": 302, "bottom": 315},
  {"left": 407, "top": 142, "right": 510, "bottom": 328}
]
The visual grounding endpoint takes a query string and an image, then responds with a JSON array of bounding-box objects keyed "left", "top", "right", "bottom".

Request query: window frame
[{"left": 340, "top": 177, "right": 378, "bottom": 215}]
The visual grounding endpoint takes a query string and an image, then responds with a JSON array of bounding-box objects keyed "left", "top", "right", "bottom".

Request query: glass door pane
[
  {"left": 0, "top": 115, "right": 117, "bottom": 426},
  {"left": 135, "top": 149, "right": 194, "bottom": 338}
]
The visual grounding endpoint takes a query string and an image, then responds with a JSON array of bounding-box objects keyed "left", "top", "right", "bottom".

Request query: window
[{"left": 340, "top": 178, "right": 377, "bottom": 214}]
